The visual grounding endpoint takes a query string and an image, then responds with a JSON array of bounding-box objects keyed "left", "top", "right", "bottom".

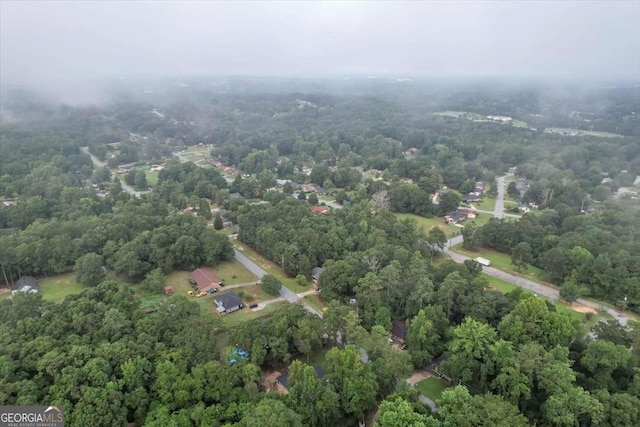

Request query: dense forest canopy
[{"left": 0, "top": 77, "right": 639, "bottom": 426}]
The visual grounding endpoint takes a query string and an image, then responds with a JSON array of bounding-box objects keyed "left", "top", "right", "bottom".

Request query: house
[
  {"left": 301, "top": 183, "right": 316, "bottom": 193},
  {"left": 314, "top": 185, "right": 326, "bottom": 195},
  {"left": 311, "top": 267, "right": 324, "bottom": 282},
  {"left": 445, "top": 211, "right": 467, "bottom": 225},
  {"left": 214, "top": 292, "right": 243, "bottom": 314},
  {"left": 190, "top": 268, "right": 222, "bottom": 293},
  {"left": 11, "top": 276, "right": 38, "bottom": 295},
  {"left": 163, "top": 285, "right": 173, "bottom": 295},
  {"left": 310, "top": 206, "right": 329, "bottom": 214},
  {"left": 391, "top": 320, "right": 407, "bottom": 344},
  {"left": 460, "top": 194, "right": 482, "bottom": 203},
  {"left": 474, "top": 257, "right": 491, "bottom": 267}
]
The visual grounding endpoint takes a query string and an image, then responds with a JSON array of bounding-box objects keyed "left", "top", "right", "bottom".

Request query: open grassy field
[
  {"left": 233, "top": 242, "right": 310, "bottom": 293},
  {"left": 39, "top": 273, "right": 86, "bottom": 302},
  {"left": 394, "top": 213, "right": 459, "bottom": 238},
  {"left": 451, "top": 244, "right": 548, "bottom": 284},
  {"left": 512, "top": 119, "right": 529, "bottom": 128},
  {"left": 416, "top": 377, "right": 449, "bottom": 402}
]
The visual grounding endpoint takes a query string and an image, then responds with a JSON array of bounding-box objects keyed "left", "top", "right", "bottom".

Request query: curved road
[
  {"left": 233, "top": 248, "right": 322, "bottom": 317},
  {"left": 81, "top": 146, "right": 146, "bottom": 198},
  {"left": 444, "top": 173, "right": 631, "bottom": 326}
]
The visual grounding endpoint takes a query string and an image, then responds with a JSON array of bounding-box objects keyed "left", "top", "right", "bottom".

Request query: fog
[{"left": 1, "top": 1, "right": 639, "bottom": 93}]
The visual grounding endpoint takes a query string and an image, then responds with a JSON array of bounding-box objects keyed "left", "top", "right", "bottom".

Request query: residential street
[
  {"left": 444, "top": 174, "right": 632, "bottom": 326},
  {"left": 81, "top": 146, "right": 146, "bottom": 198},
  {"left": 233, "top": 248, "right": 322, "bottom": 317}
]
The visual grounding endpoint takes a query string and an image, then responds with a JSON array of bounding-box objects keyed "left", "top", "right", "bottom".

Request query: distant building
[
  {"left": 391, "top": 320, "right": 407, "bottom": 344},
  {"left": 163, "top": 285, "right": 174, "bottom": 295},
  {"left": 310, "top": 206, "right": 329, "bottom": 214},
  {"left": 11, "top": 276, "right": 38, "bottom": 295}
]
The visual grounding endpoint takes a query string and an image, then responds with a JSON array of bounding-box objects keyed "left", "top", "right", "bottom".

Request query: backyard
[
  {"left": 416, "top": 377, "right": 449, "bottom": 402},
  {"left": 39, "top": 273, "right": 86, "bottom": 302}
]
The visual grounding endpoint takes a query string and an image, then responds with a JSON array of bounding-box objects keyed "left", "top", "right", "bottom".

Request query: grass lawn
[
  {"left": 466, "top": 214, "right": 493, "bottom": 227},
  {"left": 394, "top": 213, "right": 459, "bottom": 238},
  {"left": 233, "top": 242, "right": 310, "bottom": 293},
  {"left": 0, "top": 291, "right": 12, "bottom": 301},
  {"left": 39, "top": 273, "right": 86, "bottom": 302},
  {"left": 217, "top": 301, "right": 285, "bottom": 327},
  {"left": 209, "top": 260, "right": 258, "bottom": 285},
  {"left": 303, "top": 293, "right": 326, "bottom": 313},
  {"left": 145, "top": 170, "right": 159, "bottom": 186},
  {"left": 451, "top": 244, "right": 548, "bottom": 285},
  {"left": 416, "top": 377, "right": 449, "bottom": 402},
  {"left": 512, "top": 119, "right": 529, "bottom": 128},
  {"left": 475, "top": 197, "right": 496, "bottom": 212}
]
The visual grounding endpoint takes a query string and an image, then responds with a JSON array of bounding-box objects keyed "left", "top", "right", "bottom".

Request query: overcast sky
[{"left": 1, "top": 1, "right": 639, "bottom": 85}]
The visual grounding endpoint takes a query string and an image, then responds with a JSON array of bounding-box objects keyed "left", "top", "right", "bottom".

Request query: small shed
[{"left": 163, "top": 285, "right": 174, "bottom": 295}]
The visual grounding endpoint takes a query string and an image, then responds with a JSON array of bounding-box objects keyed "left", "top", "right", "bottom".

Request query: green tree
[
  {"left": 438, "top": 386, "right": 528, "bottom": 427},
  {"left": 307, "top": 192, "right": 319, "bottom": 205},
  {"left": 507, "top": 181, "right": 520, "bottom": 199},
  {"left": 441, "top": 318, "right": 497, "bottom": 391},
  {"left": 213, "top": 213, "right": 223, "bottom": 230},
  {"left": 559, "top": 277, "right": 582, "bottom": 302},
  {"left": 287, "top": 360, "right": 341, "bottom": 426},
  {"left": 510, "top": 242, "right": 533, "bottom": 271},
  {"left": 238, "top": 398, "right": 303, "bottom": 427},
  {"left": 542, "top": 386, "right": 604, "bottom": 426},
  {"left": 376, "top": 397, "right": 441, "bottom": 427},
  {"left": 407, "top": 310, "right": 441, "bottom": 368},
  {"left": 261, "top": 274, "right": 282, "bottom": 296},
  {"left": 198, "top": 199, "right": 212, "bottom": 219},
  {"left": 75, "top": 252, "right": 105, "bottom": 286},
  {"left": 142, "top": 268, "right": 166, "bottom": 293},
  {"left": 325, "top": 345, "right": 378, "bottom": 420}
]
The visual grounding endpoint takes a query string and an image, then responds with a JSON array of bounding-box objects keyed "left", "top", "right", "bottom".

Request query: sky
[{"left": 1, "top": 0, "right": 639, "bottom": 86}]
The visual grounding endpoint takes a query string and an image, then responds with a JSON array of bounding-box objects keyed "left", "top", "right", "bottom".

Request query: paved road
[
  {"left": 494, "top": 174, "right": 508, "bottom": 219},
  {"left": 443, "top": 173, "right": 631, "bottom": 326},
  {"left": 233, "top": 248, "right": 322, "bottom": 317},
  {"left": 81, "top": 146, "right": 146, "bottom": 198},
  {"left": 445, "top": 249, "right": 630, "bottom": 326}
]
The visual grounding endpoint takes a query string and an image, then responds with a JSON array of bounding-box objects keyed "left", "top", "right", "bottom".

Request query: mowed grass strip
[{"left": 303, "top": 293, "right": 326, "bottom": 313}]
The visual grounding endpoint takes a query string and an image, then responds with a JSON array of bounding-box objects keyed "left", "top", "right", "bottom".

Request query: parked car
[
  {"left": 208, "top": 288, "right": 218, "bottom": 294},
  {"left": 249, "top": 303, "right": 258, "bottom": 309}
]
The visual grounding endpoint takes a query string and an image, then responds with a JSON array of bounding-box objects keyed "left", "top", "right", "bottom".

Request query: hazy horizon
[{"left": 2, "top": 1, "right": 639, "bottom": 90}]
